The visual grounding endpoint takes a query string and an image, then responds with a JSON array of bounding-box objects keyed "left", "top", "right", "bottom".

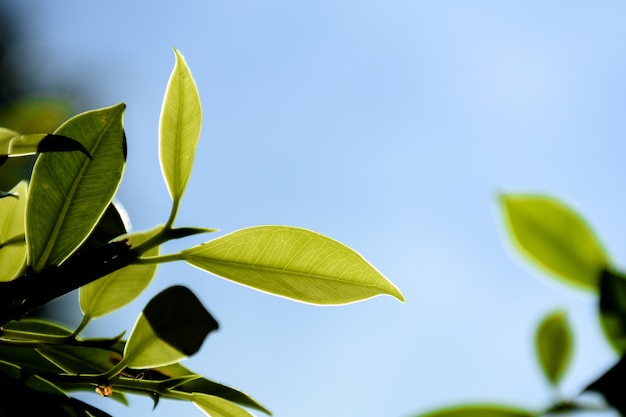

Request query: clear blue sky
[{"left": 10, "top": 1, "right": 626, "bottom": 416}]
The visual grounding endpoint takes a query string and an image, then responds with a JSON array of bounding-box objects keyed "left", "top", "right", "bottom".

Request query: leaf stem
[{"left": 135, "top": 253, "right": 185, "bottom": 265}]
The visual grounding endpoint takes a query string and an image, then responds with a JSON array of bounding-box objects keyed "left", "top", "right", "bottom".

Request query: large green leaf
[
  {"left": 535, "top": 309, "right": 573, "bottom": 386},
  {"left": 0, "top": 180, "right": 27, "bottom": 281},
  {"left": 415, "top": 404, "right": 535, "bottom": 417},
  {"left": 79, "top": 228, "right": 160, "bottom": 318},
  {"left": 0, "top": 130, "right": 90, "bottom": 164},
  {"left": 598, "top": 269, "right": 626, "bottom": 353},
  {"left": 193, "top": 393, "right": 255, "bottom": 417},
  {"left": 123, "top": 286, "right": 218, "bottom": 369},
  {"left": 159, "top": 48, "right": 201, "bottom": 203},
  {"left": 181, "top": 225, "right": 404, "bottom": 304},
  {"left": 26, "top": 103, "right": 126, "bottom": 271},
  {"left": 500, "top": 194, "right": 609, "bottom": 291}
]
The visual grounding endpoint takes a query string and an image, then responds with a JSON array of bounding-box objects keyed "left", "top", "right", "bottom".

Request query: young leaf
[
  {"left": 26, "top": 103, "right": 126, "bottom": 271},
  {"left": 535, "top": 309, "right": 573, "bottom": 386},
  {"left": 500, "top": 194, "right": 609, "bottom": 291},
  {"left": 159, "top": 48, "right": 201, "bottom": 204},
  {"left": 414, "top": 404, "right": 535, "bottom": 417},
  {"left": 598, "top": 269, "right": 626, "bottom": 354},
  {"left": 182, "top": 225, "right": 404, "bottom": 305},
  {"left": 79, "top": 228, "right": 160, "bottom": 318},
  {"left": 123, "top": 286, "right": 218, "bottom": 369},
  {"left": 193, "top": 393, "right": 256, "bottom": 417},
  {"left": 0, "top": 181, "right": 27, "bottom": 281}
]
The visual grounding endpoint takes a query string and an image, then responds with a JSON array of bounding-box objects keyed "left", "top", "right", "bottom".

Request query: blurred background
[{"left": 1, "top": 1, "right": 625, "bottom": 416}]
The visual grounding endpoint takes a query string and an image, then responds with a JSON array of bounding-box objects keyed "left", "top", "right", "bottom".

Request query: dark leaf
[
  {"left": 584, "top": 354, "right": 626, "bottom": 415},
  {"left": 78, "top": 202, "right": 128, "bottom": 252},
  {"left": 37, "top": 134, "right": 92, "bottom": 160},
  {"left": 0, "top": 190, "right": 17, "bottom": 199},
  {"left": 598, "top": 269, "right": 626, "bottom": 353},
  {"left": 143, "top": 285, "right": 218, "bottom": 356}
]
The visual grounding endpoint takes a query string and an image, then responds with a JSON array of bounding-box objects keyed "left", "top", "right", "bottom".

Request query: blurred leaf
[
  {"left": 585, "top": 354, "right": 626, "bottom": 416},
  {"left": 193, "top": 393, "right": 255, "bottom": 417},
  {"left": 0, "top": 180, "right": 27, "bottom": 281},
  {"left": 414, "top": 404, "right": 535, "bottom": 417},
  {"left": 182, "top": 225, "right": 404, "bottom": 305},
  {"left": 26, "top": 103, "right": 126, "bottom": 271},
  {"left": 535, "top": 309, "right": 573, "bottom": 386},
  {"left": 155, "top": 362, "right": 271, "bottom": 415},
  {"left": 0, "top": 98, "right": 72, "bottom": 133},
  {"left": 79, "top": 228, "right": 160, "bottom": 318},
  {"left": 123, "top": 286, "right": 218, "bottom": 369},
  {"left": 159, "top": 48, "right": 201, "bottom": 203},
  {"left": 598, "top": 269, "right": 626, "bottom": 353},
  {"left": 500, "top": 194, "right": 609, "bottom": 291}
]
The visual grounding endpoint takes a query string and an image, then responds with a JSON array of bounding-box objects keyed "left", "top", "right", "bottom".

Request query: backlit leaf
[
  {"left": 159, "top": 48, "right": 201, "bottom": 203},
  {"left": 182, "top": 226, "right": 404, "bottom": 305},
  {"left": 123, "top": 286, "right": 218, "bottom": 369},
  {"left": 26, "top": 103, "right": 126, "bottom": 271},
  {"left": 79, "top": 228, "right": 160, "bottom": 318},
  {"left": 500, "top": 194, "right": 609, "bottom": 291},
  {"left": 415, "top": 404, "right": 535, "bottom": 417},
  {"left": 535, "top": 309, "right": 573, "bottom": 386},
  {"left": 0, "top": 181, "right": 27, "bottom": 281},
  {"left": 193, "top": 393, "right": 255, "bottom": 417}
]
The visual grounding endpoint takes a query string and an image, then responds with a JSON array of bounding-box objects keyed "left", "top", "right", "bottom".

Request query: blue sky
[{"left": 9, "top": 1, "right": 626, "bottom": 416}]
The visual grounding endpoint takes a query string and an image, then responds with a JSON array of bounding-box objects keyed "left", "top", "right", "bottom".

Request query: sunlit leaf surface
[
  {"left": 159, "top": 48, "right": 201, "bottom": 203},
  {"left": 0, "top": 181, "right": 27, "bottom": 281},
  {"left": 79, "top": 228, "right": 160, "bottom": 318},
  {"left": 500, "top": 194, "right": 609, "bottom": 291},
  {"left": 26, "top": 103, "right": 126, "bottom": 271},
  {"left": 415, "top": 404, "right": 535, "bottom": 417},
  {"left": 182, "top": 225, "right": 404, "bottom": 304},
  {"left": 193, "top": 393, "right": 256, "bottom": 417}
]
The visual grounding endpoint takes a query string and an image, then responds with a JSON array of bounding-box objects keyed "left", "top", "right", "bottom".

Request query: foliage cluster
[
  {"left": 0, "top": 49, "right": 403, "bottom": 416},
  {"left": 412, "top": 195, "right": 626, "bottom": 417}
]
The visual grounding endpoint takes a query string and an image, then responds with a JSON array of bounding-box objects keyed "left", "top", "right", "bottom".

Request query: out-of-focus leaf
[
  {"left": 0, "top": 180, "right": 27, "bottom": 281},
  {"left": 123, "top": 286, "right": 218, "bottom": 369},
  {"left": 159, "top": 48, "right": 201, "bottom": 203},
  {"left": 193, "top": 393, "right": 255, "bottom": 417},
  {"left": 26, "top": 103, "right": 126, "bottom": 271},
  {"left": 414, "top": 404, "right": 535, "bottom": 417},
  {"left": 0, "top": 98, "right": 72, "bottom": 134},
  {"left": 585, "top": 354, "right": 626, "bottom": 416},
  {"left": 182, "top": 225, "right": 404, "bottom": 305},
  {"left": 155, "top": 362, "right": 271, "bottom": 415},
  {"left": 598, "top": 269, "right": 626, "bottom": 353},
  {"left": 79, "top": 228, "right": 160, "bottom": 318},
  {"left": 535, "top": 309, "right": 573, "bottom": 386},
  {"left": 500, "top": 194, "right": 609, "bottom": 291}
]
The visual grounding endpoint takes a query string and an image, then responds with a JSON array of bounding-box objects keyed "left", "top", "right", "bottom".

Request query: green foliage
[
  {"left": 535, "top": 309, "right": 573, "bottom": 387},
  {"left": 500, "top": 194, "right": 609, "bottom": 291},
  {"left": 0, "top": 49, "right": 403, "bottom": 416},
  {"left": 414, "top": 194, "right": 626, "bottom": 417}
]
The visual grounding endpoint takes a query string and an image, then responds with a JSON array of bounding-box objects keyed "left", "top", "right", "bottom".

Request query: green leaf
[
  {"left": 500, "top": 194, "right": 609, "bottom": 291},
  {"left": 155, "top": 363, "right": 271, "bottom": 415},
  {"left": 598, "top": 269, "right": 626, "bottom": 353},
  {"left": 123, "top": 286, "right": 218, "bottom": 369},
  {"left": 535, "top": 309, "right": 573, "bottom": 386},
  {"left": 79, "top": 228, "right": 160, "bottom": 318},
  {"left": 77, "top": 202, "right": 128, "bottom": 252},
  {"left": 193, "top": 393, "right": 256, "bottom": 417},
  {"left": 159, "top": 48, "right": 202, "bottom": 203},
  {"left": 0, "top": 132, "right": 91, "bottom": 161},
  {"left": 414, "top": 404, "right": 535, "bottom": 417},
  {"left": 26, "top": 103, "right": 126, "bottom": 271},
  {"left": 0, "top": 180, "right": 27, "bottom": 281},
  {"left": 182, "top": 225, "right": 404, "bottom": 305}
]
